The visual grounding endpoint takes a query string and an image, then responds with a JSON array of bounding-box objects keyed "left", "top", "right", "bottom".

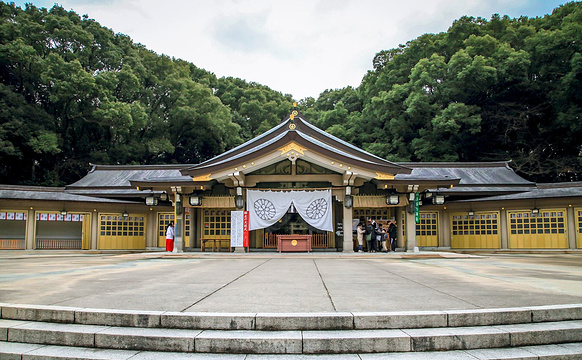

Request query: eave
[{"left": 181, "top": 127, "right": 410, "bottom": 180}]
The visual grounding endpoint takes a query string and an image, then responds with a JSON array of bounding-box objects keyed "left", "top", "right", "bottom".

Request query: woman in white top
[
  {"left": 356, "top": 221, "right": 365, "bottom": 252},
  {"left": 165, "top": 221, "right": 175, "bottom": 252}
]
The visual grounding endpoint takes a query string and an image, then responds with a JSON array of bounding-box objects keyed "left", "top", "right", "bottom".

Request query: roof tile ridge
[
  {"left": 0, "top": 185, "right": 66, "bottom": 192},
  {"left": 537, "top": 182, "right": 582, "bottom": 189},
  {"left": 396, "top": 161, "right": 512, "bottom": 168},
  {"left": 89, "top": 163, "right": 193, "bottom": 171}
]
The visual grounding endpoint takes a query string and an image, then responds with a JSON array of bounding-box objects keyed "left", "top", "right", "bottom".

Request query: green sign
[{"left": 414, "top": 192, "right": 420, "bottom": 223}]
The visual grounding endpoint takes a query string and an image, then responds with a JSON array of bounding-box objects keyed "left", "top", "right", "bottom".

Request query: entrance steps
[{"left": 1, "top": 303, "right": 582, "bottom": 359}]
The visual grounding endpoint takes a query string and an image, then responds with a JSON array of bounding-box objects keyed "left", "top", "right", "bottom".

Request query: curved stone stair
[{"left": 1, "top": 303, "right": 582, "bottom": 359}]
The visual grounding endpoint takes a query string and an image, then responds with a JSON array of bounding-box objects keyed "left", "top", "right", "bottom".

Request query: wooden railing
[
  {"left": 264, "top": 233, "right": 278, "bottom": 248},
  {"left": 264, "top": 233, "right": 329, "bottom": 249},
  {"left": 36, "top": 239, "right": 82, "bottom": 250},
  {"left": 0, "top": 239, "right": 25, "bottom": 250},
  {"left": 311, "top": 233, "right": 329, "bottom": 248}
]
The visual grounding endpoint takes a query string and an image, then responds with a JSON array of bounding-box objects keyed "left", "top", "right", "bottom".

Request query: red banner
[{"left": 243, "top": 211, "right": 249, "bottom": 247}]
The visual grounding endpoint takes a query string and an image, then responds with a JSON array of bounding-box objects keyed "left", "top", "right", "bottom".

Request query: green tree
[{"left": 214, "top": 77, "right": 293, "bottom": 140}]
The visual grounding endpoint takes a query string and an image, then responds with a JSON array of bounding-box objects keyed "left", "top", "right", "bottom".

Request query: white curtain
[{"left": 247, "top": 190, "right": 333, "bottom": 232}]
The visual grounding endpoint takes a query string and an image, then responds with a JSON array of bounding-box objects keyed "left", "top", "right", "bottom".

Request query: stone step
[
  {"left": 2, "top": 303, "right": 582, "bottom": 330},
  {"left": 2, "top": 319, "right": 582, "bottom": 354},
  {"left": 1, "top": 341, "right": 582, "bottom": 359}
]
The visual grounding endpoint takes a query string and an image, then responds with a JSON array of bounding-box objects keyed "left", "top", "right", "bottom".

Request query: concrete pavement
[{"left": 0, "top": 251, "right": 581, "bottom": 313}]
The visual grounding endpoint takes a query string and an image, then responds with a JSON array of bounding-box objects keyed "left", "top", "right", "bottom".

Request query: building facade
[{"left": 1, "top": 111, "right": 581, "bottom": 251}]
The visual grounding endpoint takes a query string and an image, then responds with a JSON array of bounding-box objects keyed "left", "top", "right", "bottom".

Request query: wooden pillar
[
  {"left": 342, "top": 195, "right": 353, "bottom": 252},
  {"left": 26, "top": 209, "right": 35, "bottom": 250},
  {"left": 405, "top": 210, "right": 417, "bottom": 251},
  {"left": 146, "top": 209, "right": 156, "bottom": 248},
  {"left": 500, "top": 208, "right": 508, "bottom": 249},
  {"left": 173, "top": 192, "right": 184, "bottom": 253},
  {"left": 439, "top": 208, "right": 451, "bottom": 248},
  {"left": 91, "top": 210, "right": 99, "bottom": 250},
  {"left": 396, "top": 209, "right": 403, "bottom": 249},
  {"left": 567, "top": 206, "right": 577, "bottom": 249}
]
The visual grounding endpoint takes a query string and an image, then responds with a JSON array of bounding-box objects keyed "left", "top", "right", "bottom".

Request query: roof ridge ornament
[
  {"left": 279, "top": 142, "right": 306, "bottom": 156},
  {"left": 289, "top": 103, "right": 298, "bottom": 129}
]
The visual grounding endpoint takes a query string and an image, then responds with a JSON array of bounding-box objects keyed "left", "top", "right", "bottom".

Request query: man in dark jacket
[
  {"left": 366, "top": 218, "right": 376, "bottom": 252},
  {"left": 388, "top": 220, "right": 398, "bottom": 252}
]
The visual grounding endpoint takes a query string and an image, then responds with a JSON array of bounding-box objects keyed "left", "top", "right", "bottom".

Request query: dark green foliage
[
  {"left": 0, "top": 2, "right": 293, "bottom": 185},
  {"left": 213, "top": 77, "right": 293, "bottom": 140},
  {"left": 0, "top": 2, "right": 580, "bottom": 185},
  {"left": 300, "top": 2, "right": 581, "bottom": 182}
]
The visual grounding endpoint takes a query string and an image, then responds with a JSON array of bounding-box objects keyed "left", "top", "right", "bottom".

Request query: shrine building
[{"left": 1, "top": 110, "right": 581, "bottom": 252}]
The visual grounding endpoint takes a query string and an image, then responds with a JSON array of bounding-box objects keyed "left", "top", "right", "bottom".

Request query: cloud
[
  {"left": 8, "top": 0, "right": 570, "bottom": 99},
  {"left": 211, "top": 11, "right": 293, "bottom": 61},
  {"left": 213, "top": 16, "right": 269, "bottom": 52}
]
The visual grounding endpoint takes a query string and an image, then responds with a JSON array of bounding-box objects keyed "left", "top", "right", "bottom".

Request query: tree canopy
[
  {"left": 302, "top": 2, "right": 581, "bottom": 182},
  {"left": 0, "top": 2, "right": 292, "bottom": 185},
  {"left": 0, "top": 2, "right": 580, "bottom": 185}
]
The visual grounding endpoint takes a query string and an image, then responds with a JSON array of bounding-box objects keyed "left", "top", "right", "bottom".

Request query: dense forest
[{"left": 0, "top": 2, "right": 580, "bottom": 186}]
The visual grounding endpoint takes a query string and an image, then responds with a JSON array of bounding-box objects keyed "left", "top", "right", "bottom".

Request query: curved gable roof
[{"left": 181, "top": 113, "right": 411, "bottom": 177}]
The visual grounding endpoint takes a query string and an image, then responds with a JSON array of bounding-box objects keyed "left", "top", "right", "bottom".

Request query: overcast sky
[{"left": 9, "top": 0, "right": 570, "bottom": 100}]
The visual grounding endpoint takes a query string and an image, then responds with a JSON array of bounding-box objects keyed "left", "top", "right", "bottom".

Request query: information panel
[{"left": 231, "top": 211, "right": 249, "bottom": 247}]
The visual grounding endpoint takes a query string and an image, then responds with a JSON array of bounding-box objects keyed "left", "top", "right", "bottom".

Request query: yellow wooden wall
[
  {"left": 508, "top": 209, "right": 567, "bottom": 249},
  {"left": 82, "top": 214, "right": 91, "bottom": 250},
  {"left": 450, "top": 212, "right": 500, "bottom": 249},
  {"left": 417, "top": 211, "right": 439, "bottom": 246},
  {"left": 203, "top": 209, "right": 232, "bottom": 239},
  {"left": 401, "top": 211, "right": 439, "bottom": 247},
  {"left": 98, "top": 214, "right": 146, "bottom": 249}
]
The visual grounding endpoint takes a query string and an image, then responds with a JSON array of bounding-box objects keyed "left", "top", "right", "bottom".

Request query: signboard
[
  {"left": 0, "top": 212, "right": 26, "bottom": 221},
  {"left": 231, "top": 211, "right": 249, "bottom": 247},
  {"left": 414, "top": 192, "right": 420, "bottom": 224},
  {"left": 34, "top": 213, "right": 82, "bottom": 222},
  {"left": 243, "top": 211, "right": 249, "bottom": 247},
  {"left": 336, "top": 222, "right": 343, "bottom": 237}
]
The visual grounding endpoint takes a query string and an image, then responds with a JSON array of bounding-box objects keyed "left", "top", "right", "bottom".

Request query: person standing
[
  {"left": 356, "top": 221, "right": 365, "bottom": 252},
  {"left": 365, "top": 219, "right": 375, "bottom": 252},
  {"left": 380, "top": 225, "right": 389, "bottom": 252},
  {"left": 388, "top": 220, "right": 398, "bottom": 252},
  {"left": 166, "top": 221, "right": 175, "bottom": 252}
]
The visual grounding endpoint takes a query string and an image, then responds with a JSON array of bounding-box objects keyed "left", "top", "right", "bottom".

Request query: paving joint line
[
  {"left": 313, "top": 259, "right": 336, "bottom": 312},
  {"left": 179, "top": 259, "right": 272, "bottom": 312},
  {"left": 463, "top": 349, "right": 480, "bottom": 359}
]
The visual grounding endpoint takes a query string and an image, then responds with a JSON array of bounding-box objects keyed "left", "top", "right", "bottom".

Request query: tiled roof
[
  {"left": 396, "top": 162, "right": 533, "bottom": 186},
  {"left": 455, "top": 182, "right": 582, "bottom": 202},
  {"left": 67, "top": 164, "right": 191, "bottom": 189}
]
